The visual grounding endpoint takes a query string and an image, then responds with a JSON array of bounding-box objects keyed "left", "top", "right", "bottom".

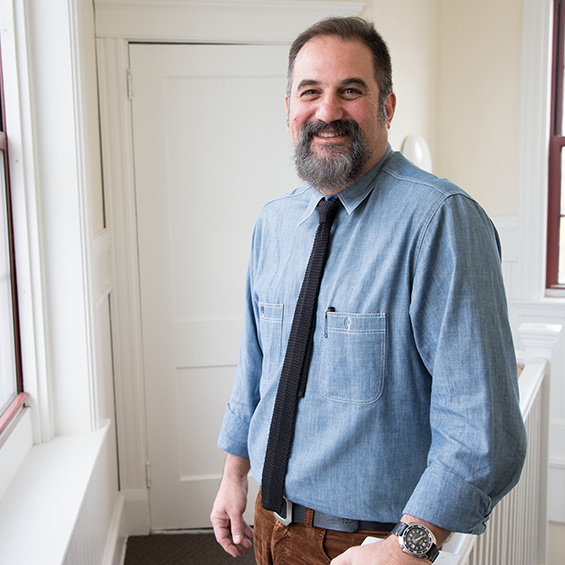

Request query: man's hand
[
  {"left": 330, "top": 534, "right": 430, "bottom": 564},
  {"left": 210, "top": 454, "right": 254, "bottom": 558}
]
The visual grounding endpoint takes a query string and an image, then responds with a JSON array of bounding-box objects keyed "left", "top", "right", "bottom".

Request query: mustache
[{"left": 301, "top": 119, "right": 362, "bottom": 140}]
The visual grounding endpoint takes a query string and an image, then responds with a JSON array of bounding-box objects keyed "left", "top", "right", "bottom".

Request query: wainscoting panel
[{"left": 63, "top": 424, "right": 124, "bottom": 565}]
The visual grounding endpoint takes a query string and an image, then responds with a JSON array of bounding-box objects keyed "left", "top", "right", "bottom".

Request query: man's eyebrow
[
  {"left": 295, "top": 77, "right": 370, "bottom": 91},
  {"left": 340, "top": 77, "right": 369, "bottom": 89},
  {"left": 296, "top": 79, "right": 321, "bottom": 91}
]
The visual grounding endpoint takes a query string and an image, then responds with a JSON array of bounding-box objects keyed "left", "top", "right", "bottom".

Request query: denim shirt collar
[{"left": 298, "top": 143, "right": 393, "bottom": 225}]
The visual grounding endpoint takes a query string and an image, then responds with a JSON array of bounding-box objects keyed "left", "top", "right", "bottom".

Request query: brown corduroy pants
[{"left": 253, "top": 492, "right": 390, "bottom": 565}]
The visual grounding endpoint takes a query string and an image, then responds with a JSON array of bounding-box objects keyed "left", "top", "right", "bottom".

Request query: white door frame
[{"left": 94, "top": 0, "right": 364, "bottom": 534}]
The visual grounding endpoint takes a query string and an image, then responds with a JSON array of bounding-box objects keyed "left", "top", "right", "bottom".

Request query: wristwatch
[{"left": 392, "top": 522, "right": 439, "bottom": 562}]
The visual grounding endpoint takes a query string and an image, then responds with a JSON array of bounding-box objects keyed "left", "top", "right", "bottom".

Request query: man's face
[{"left": 286, "top": 35, "right": 395, "bottom": 194}]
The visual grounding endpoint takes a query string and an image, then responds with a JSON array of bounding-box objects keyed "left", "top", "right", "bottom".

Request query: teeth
[{"left": 318, "top": 131, "right": 341, "bottom": 138}]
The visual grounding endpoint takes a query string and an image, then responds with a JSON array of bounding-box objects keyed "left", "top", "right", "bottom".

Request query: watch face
[{"left": 403, "top": 524, "right": 432, "bottom": 556}]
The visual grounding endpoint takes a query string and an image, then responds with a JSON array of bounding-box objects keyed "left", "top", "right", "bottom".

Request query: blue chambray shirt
[{"left": 218, "top": 146, "right": 526, "bottom": 534}]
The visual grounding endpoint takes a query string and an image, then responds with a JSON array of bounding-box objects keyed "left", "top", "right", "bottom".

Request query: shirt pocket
[
  {"left": 320, "top": 312, "right": 386, "bottom": 404},
  {"left": 258, "top": 302, "right": 283, "bottom": 382}
]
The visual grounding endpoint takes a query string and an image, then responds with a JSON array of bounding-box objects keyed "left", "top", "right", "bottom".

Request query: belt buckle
[{"left": 274, "top": 497, "right": 293, "bottom": 526}]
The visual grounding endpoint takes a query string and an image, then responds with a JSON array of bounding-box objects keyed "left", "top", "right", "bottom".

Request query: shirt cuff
[
  {"left": 403, "top": 466, "right": 493, "bottom": 534},
  {"left": 217, "top": 403, "right": 250, "bottom": 459}
]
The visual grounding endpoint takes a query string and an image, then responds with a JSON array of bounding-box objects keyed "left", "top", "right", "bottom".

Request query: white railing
[{"left": 444, "top": 323, "right": 561, "bottom": 565}]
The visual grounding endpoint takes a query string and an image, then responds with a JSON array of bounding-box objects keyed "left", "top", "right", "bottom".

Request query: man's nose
[{"left": 315, "top": 93, "right": 344, "bottom": 123}]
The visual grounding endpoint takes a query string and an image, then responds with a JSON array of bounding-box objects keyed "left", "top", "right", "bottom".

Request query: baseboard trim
[{"left": 123, "top": 488, "right": 151, "bottom": 535}]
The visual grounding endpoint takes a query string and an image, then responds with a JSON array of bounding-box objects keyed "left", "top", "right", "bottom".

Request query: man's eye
[
  {"left": 299, "top": 89, "right": 319, "bottom": 99},
  {"left": 342, "top": 88, "right": 363, "bottom": 99}
]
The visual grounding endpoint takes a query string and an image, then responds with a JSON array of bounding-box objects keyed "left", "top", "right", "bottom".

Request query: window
[
  {"left": 0, "top": 41, "right": 25, "bottom": 433},
  {"left": 548, "top": 0, "right": 565, "bottom": 289}
]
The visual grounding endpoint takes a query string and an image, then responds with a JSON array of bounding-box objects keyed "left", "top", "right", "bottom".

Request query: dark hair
[{"left": 287, "top": 17, "right": 393, "bottom": 109}]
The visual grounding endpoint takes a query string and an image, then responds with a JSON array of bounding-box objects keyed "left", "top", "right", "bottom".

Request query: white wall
[
  {"left": 360, "top": 0, "right": 524, "bottom": 219},
  {"left": 435, "top": 0, "right": 522, "bottom": 217},
  {"left": 362, "top": 0, "right": 438, "bottom": 158}
]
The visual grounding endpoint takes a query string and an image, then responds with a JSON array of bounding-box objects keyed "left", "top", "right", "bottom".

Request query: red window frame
[
  {"left": 0, "top": 42, "right": 27, "bottom": 435},
  {"left": 548, "top": 0, "right": 565, "bottom": 289}
]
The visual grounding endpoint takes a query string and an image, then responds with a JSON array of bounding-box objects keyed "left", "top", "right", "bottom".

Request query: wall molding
[
  {"left": 96, "top": 36, "right": 149, "bottom": 500},
  {"left": 517, "top": 0, "right": 553, "bottom": 300},
  {"left": 93, "top": 229, "right": 112, "bottom": 308},
  {"left": 122, "top": 488, "right": 152, "bottom": 535}
]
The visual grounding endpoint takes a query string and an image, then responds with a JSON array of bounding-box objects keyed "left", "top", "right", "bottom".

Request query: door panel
[{"left": 130, "top": 43, "right": 297, "bottom": 529}]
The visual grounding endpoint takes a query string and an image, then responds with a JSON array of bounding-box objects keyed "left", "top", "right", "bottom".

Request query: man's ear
[
  {"left": 385, "top": 92, "right": 397, "bottom": 129},
  {"left": 285, "top": 96, "right": 290, "bottom": 129}
]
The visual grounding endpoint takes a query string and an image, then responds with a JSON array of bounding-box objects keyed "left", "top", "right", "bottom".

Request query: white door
[{"left": 129, "top": 43, "right": 298, "bottom": 530}]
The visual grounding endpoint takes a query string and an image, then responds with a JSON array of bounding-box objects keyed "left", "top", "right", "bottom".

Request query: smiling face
[{"left": 286, "top": 35, "right": 396, "bottom": 195}]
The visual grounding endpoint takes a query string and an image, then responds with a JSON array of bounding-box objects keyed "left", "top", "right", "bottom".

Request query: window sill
[
  {"left": 513, "top": 296, "right": 565, "bottom": 312},
  {"left": 0, "top": 419, "right": 109, "bottom": 564},
  {"left": 546, "top": 288, "right": 565, "bottom": 298}
]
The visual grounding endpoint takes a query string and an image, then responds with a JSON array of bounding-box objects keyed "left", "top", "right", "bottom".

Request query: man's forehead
[{"left": 290, "top": 36, "right": 375, "bottom": 89}]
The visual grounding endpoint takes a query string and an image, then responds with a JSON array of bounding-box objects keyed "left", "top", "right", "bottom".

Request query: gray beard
[{"left": 293, "top": 120, "right": 371, "bottom": 191}]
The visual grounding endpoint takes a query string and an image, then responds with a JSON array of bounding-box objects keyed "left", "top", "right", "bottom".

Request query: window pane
[{"left": 0, "top": 152, "right": 17, "bottom": 415}]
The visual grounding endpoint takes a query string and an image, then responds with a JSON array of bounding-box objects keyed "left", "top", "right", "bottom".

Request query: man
[{"left": 211, "top": 16, "right": 526, "bottom": 564}]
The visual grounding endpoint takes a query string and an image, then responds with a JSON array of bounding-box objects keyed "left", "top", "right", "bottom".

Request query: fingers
[
  {"left": 211, "top": 506, "right": 253, "bottom": 558},
  {"left": 212, "top": 518, "right": 246, "bottom": 558}
]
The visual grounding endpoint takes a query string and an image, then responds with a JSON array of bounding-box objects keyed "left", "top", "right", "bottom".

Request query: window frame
[
  {"left": 548, "top": 0, "right": 565, "bottom": 290},
  {"left": 0, "top": 39, "right": 26, "bottom": 436}
]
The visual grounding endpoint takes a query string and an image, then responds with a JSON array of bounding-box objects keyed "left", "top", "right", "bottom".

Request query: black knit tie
[{"left": 262, "top": 198, "right": 341, "bottom": 514}]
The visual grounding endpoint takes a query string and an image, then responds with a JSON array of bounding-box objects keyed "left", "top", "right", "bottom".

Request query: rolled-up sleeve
[{"left": 404, "top": 194, "right": 527, "bottom": 534}]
